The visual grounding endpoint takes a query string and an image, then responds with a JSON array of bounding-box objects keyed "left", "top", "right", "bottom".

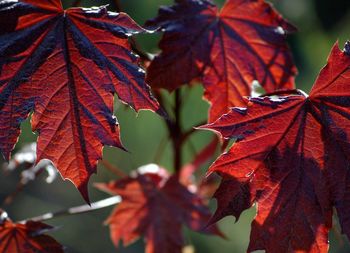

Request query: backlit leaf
[
  {"left": 201, "top": 42, "right": 350, "bottom": 252},
  {"left": 0, "top": 212, "right": 64, "bottom": 253},
  {"left": 147, "top": 0, "right": 297, "bottom": 121},
  {"left": 95, "top": 164, "right": 222, "bottom": 253},
  {"left": 0, "top": 0, "right": 161, "bottom": 201}
]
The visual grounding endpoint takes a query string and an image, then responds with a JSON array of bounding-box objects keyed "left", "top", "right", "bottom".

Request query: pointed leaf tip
[{"left": 78, "top": 182, "right": 91, "bottom": 205}]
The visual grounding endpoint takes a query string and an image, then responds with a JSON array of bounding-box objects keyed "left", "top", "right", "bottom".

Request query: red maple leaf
[
  {"left": 146, "top": 0, "right": 297, "bottom": 121},
  {"left": 0, "top": 212, "right": 63, "bottom": 253},
  {"left": 95, "top": 164, "right": 222, "bottom": 253},
  {"left": 201, "top": 42, "right": 350, "bottom": 252},
  {"left": 0, "top": 0, "right": 161, "bottom": 201}
]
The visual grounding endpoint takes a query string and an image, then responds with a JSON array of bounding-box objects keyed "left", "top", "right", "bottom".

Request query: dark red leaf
[
  {"left": 146, "top": 0, "right": 297, "bottom": 121},
  {"left": 0, "top": 0, "right": 161, "bottom": 201},
  {"left": 201, "top": 42, "right": 350, "bottom": 252},
  {"left": 0, "top": 212, "right": 64, "bottom": 253},
  {"left": 95, "top": 164, "right": 222, "bottom": 253}
]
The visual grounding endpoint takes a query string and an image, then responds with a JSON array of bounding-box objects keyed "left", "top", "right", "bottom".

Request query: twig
[
  {"left": 182, "top": 120, "right": 207, "bottom": 141},
  {"left": 180, "top": 136, "right": 219, "bottom": 185},
  {"left": 2, "top": 162, "right": 45, "bottom": 206},
  {"left": 160, "top": 89, "right": 206, "bottom": 173},
  {"left": 172, "top": 89, "right": 183, "bottom": 172},
  {"left": 100, "top": 160, "right": 127, "bottom": 178},
  {"left": 18, "top": 196, "right": 121, "bottom": 223},
  {"left": 2, "top": 182, "right": 25, "bottom": 206},
  {"left": 160, "top": 90, "right": 183, "bottom": 173}
]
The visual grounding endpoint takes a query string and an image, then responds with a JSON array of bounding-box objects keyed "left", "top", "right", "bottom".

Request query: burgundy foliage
[
  {"left": 202, "top": 43, "right": 350, "bottom": 253},
  {"left": 96, "top": 166, "right": 222, "bottom": 253},
  {"left": 0, "top": 0, "right": 349, "bottom": 253},
  {"left": 0, "top": 0, "right": 161, "bottom": 201},
  {"left": 0, "top": 213, "right": 63, "bottom": 253},
  {"left": 146, "top": 0, "right": 297, "bottom": 121}
]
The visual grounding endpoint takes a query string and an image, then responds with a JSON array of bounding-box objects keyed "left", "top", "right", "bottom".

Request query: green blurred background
[{"left": 1, "top": 0, "right": 350, "bottom": 252}]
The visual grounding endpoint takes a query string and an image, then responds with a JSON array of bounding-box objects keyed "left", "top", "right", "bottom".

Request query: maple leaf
[
  {"left": 146, "top": 0, "right": 297, "bottom": 121},
  {"left": 0, "top": 0, "right": 162, "bottom": 201},
  {"left": 0, "top": 212, "right": 64, "bottom": 253},
  {"left": 201, "top": 42, "right": 350, "bottom": 253},
  {"left": 95, "top": 164, "right": 222, "bottom": 253}
]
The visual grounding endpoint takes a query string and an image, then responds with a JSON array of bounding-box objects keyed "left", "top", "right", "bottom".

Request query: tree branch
[
  {"left": 18, "top": 196, "right": 121, "bottom": 223},
  {"left": 182, "top": 120, "right": 207, "bottom": 141},
  {"left": 172, "top": 89, "right": 182, "bottom": 172},
  {"left": 100, "top": 160, "right": 127, "bottom": 178}
]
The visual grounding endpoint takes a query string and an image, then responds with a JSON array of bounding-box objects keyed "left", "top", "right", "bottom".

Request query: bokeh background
[{"left": 1, "top": 0, "right": 350, "bottom": 252}]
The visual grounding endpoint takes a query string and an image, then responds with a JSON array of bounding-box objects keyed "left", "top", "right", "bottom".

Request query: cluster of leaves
[
  {"left": 0, "top": 211, "right": 64, "bottom": 253},
  {"left": 95, "top": 164, "right": 222, "bottom": 253},
  {"left": 146, "top": 0, "right": 297, "bottom": 122},
  {"left": 0, "top": 0, "right": 349, "bottom": 252},
  {"left": 203, "top": 43, "right": 350, "bottom": 252}
]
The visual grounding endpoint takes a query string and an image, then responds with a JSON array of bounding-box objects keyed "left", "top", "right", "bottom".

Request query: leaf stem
[
  {"left": 18, "top": 196, "right": 121, "bottom": 223},
  {"left": 2, "top": 182, "right": 25, "bottom": 206},
  {"left": 173, "top": 89, "right": 182, "bottom": 172},
  {"left": 182, "top": 120, "right": 207, "bottom": 141},
  {"left": 100, "top": 160, "right": 127, "bottom": 178},
  {"left": 2, "top": 162, "right": 45, "bottom": 207},
  {"left": 159, "top": 89, "right": 205, "bottom": 173}
]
